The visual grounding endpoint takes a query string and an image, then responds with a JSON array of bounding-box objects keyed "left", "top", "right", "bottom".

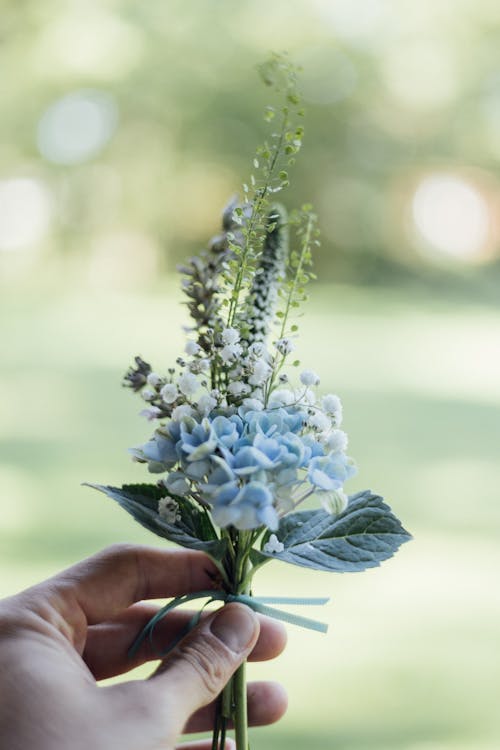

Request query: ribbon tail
[{"left": 246, "top": 600, "right": 329, "bottom": 634}]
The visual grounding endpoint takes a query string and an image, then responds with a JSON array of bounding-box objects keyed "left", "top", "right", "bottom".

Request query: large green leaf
[
  {"left": 85, "top": 483, "right": 228, "bottom": 561},
  {"left": 256, "top": 490, "right": 412, "bottom": 573}
]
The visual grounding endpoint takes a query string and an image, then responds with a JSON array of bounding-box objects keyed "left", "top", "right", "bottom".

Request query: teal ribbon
[{"left": 129, "top": 590, "right": 330, "bottom": 659}]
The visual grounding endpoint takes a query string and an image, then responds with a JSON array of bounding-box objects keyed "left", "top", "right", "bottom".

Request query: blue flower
[
  {"left": 211, "top": 415, "right": 243, "bottom": 449},
  {"left": 232, "top": 446, "right": 276, "bottom": 475},
  {"left": 308, "top": 454, "right": 356, "bottom": 491},
  {"left": 211, "top": 481, "right": 278, "bottom": 530},
  {"left": 140, "top": 433, "right": 178, "bottom": 471},
  {"left": 180, "top": 418, "right": 217, "bottom": 461}
]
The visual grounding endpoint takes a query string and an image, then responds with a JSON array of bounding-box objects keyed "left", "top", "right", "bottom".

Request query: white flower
[
  {"left": 146, "top": 372, "right": 162, "bottom": 387},
  {"left": 160, "top": 383, "right": 178, "bottom": 404},
  {"left": 300, "top": 369, "right": 320, "bottom": 386},
  {"left": 307, "top": 411, "right": 331, "bottom": 432},
  {"left": 185, "top": 340, "right": 201, "bottom": 356},
  {"left": 139, "top": 407, "right": 162, "bottom": 421},
  {"left": 320, "top": 488, "right": 348, "bottom": 515},
  {"left": 221, "top": 327, "right": 240, "bottom": 345},
  {"left": 263, "top": 534, "right": 284, "bottom": 554},
  {"left": 275, "top": 337, "right": 295, "bottom": 355},
  {"left": 199, "top": 358, "right": 211, "bottom": 371},
  {"left": 177, "top": 371, "right": 200, "bottom": 396},
  {"left": 141, "top": 388, "right": 156, "bottom": 402},
  {"left": 228, "top": 381, "right": 250, "bottom": 396},
  {"left": 248, "top": 360, "right": 272, "bottom": 386},
  {"left": 241, "top": 397, "right": 264, "bottom": 412},
  {"left": 268, "top": 388, "right": 295, "bottom": 407},
  {"left": 158, "top": 496, "right": 182, "bottom": 523},
  {"left": 220, "top": 343, "right": 243, "bottom": 363},
  {"left": 321, "top": 394, "right": 343, "bottom": 425},
  {"left": 197, "top": 393, "right": 217, "bottom": 416},
  {"left": 297, "top": 387, "right": 316, "bottom": 406},
  {"left": 324, "top": 429, "right": 348, "bottom": 453},
  {"left": 172, "top": 404, "right": 194, "bottom": 421},
  {"left": 247, "top": 341, "right": 265, "bottom": 358}
]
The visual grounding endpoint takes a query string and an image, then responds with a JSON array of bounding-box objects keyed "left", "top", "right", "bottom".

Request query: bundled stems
[{"left": 212, "top": 533, "right": 254, "bottom": 749}]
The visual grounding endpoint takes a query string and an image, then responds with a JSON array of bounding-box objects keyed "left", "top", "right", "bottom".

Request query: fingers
[
  {"left": 84, "top": 603, "right": 287, "bottom": 680},
  {"left": 39, "top": 544, "right": 219, "bottom": 626},
  {"left": 184, "top": 680, "right": 288, "bottom": 733},
  {"left": 145, "top": 604, "right": 260, "bottom": 738}
]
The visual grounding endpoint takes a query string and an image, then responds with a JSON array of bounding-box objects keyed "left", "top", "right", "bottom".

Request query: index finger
[{"left": 37, "top": 544, "right": 219, "bottom": 627}]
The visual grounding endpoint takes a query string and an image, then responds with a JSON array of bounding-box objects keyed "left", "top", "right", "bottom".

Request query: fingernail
[{"left": 210, "top": 603, "right": 258, "bottom": 653}]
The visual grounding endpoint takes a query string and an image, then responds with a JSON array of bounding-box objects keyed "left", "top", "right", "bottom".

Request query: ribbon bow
[{"left": 129, "top": 590, "right": 330, "bottom": 659}]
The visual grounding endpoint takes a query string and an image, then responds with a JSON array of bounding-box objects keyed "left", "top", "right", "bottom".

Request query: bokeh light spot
[
  {"left": 0, "top": 178, "right": 53, "bottom": 251},
  {"left": 37, "top": 90, "right": 118, "bottom": 166},
  {"left": 411, "top": 174, "right": 490, "bottom": 261}
]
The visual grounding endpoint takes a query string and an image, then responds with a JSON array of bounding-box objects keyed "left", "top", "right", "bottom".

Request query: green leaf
[
  {"left": 255, "top": 490, "right": 412, "bottom": 573},
  {"left": 85, "top": 483, "right": 228, "bottom": 561}
]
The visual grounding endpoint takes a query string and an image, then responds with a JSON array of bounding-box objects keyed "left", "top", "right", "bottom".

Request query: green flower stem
[
  {"left": 233, "top": 660, "right": 249, "bottom": 750},
  {"left": 233, "top": 538, "right": 252, "bottom": 750}
]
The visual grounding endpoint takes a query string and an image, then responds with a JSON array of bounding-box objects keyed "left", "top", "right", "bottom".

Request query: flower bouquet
[{"left": 88, "top": 55, "right": 411, "bottom": 750}]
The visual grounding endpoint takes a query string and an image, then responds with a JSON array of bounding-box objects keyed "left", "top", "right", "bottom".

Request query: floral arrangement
[{"left": 88, "top": 54, "right": 411, "bottom": 750}]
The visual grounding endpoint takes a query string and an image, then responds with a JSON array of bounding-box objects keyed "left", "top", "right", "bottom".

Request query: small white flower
[
  {"left": 160, "top": 383, "right": 178, "bottom": 404},
  {"left": 158, "top": 496, "right": 182, "bottom": 523},
  {"left": 324, "top": 429, "right": 348, "bottom": 453},
  {"left": 141, "top": 389, "right": 156, "bottom": 402},
  {"left": 228, "top": 381, "right": 250, "bottom": 396},
  {"left": 247, "top": 341, "right": 265, "bottom": 358},
  {"left": 241, "top": 397, "right": 264, "bottom": 412},
  {"left": 296, "top": 387, "right": 316, "bottom": 406},
  {"left": 172, "top": 404, "right": 194, "bottom": 421},
  {"left": 185, "top": 340, "right": 201, "bottom": 356},
  {"left": 320, "top": 488, "right": 348, "bottom": 515},
  {"left": 210, "top": 388, "right": 221, "bottom": 400},
  {"left": 248, "top": 360, "right": 272, "bottom": 386},
  {"left": 268, "top": 388, "right": 295, "bottom": 407},
  {"left": 221, "top": 327, "right": 240, "bottom": 345},
  {"left": 275, "top": 337, "right": 295, "bottom": 355},
  {"left": 300, "top": 369, "right": 320, "bottom": 386},
  {"left": 307, "top": 411, "right": 331, "bottom": 432},
  {"left": 321, "top": 394, "right": 343, "bottom": 426},
  {"left": 199, "top": 358, "right": 211, "bottom": 371},
  {"left": 177, "top": 371, "right": 200, "bottom": 396},
  {"left": 197, "top": 393, "right": 217, "bottom": 416},
  {"left": 263, "top": 534, "right": 284, "bottom": 554},
  {"left": 220, "top": 343, "right": 243, "bottom": 363},
  {"left": 146, "top": 372, "right": 162, "bottom": 387},
  {"left": 139, "top": 407, "right": 162, "bottom": 421}
]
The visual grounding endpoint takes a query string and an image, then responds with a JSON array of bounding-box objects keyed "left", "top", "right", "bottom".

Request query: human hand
[{"left": 0, "top": 544, "right": 287, "bottom": 750}]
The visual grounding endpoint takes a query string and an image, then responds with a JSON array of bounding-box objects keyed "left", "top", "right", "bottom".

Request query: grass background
[{"left": 1, "top": 278, "right": 499, "bottom": 749}]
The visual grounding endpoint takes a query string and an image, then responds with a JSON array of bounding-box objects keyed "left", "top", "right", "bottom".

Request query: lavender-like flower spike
[
  {"left": 244, "top": 204, "right": 288, "bottom": 344},
  {"left": 178, "top": 197, "right": 242, "bottom": 352}
]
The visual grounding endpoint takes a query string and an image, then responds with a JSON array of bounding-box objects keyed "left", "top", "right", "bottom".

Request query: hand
[{"left": 0, "top": 544, "right": 287, "bottom": 750}]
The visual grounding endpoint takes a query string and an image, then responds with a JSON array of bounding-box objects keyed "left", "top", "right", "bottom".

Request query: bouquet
[{"left": 88, "top": 54, "right": 411, "bottom": 750}]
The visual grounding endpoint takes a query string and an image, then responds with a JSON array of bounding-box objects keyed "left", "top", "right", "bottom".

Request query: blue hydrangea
[{"left": 134, "top": 401, "right": 357, "bottom": 532}]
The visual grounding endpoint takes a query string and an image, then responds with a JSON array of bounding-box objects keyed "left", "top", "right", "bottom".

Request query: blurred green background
[{"left": 1, "top": 1, "right": 500, "bottom": 748}]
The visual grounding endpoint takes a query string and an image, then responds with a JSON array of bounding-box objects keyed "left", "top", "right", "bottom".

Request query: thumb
[{"left": 152, "top": 603, "right": 259, "bottom": 733}]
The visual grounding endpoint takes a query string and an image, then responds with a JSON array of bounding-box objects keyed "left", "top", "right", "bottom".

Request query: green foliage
[
  {"left": 257, "top": 490, "right": 412, "bottom": 572},
  {"left": 223, "top": 53, "right": 306, "bottom": 330},
  {"left": 85, "top": 483, "right": 228, "bottom": 560}
]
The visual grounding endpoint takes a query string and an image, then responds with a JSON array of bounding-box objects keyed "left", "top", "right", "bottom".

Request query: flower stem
[{"left": 233, "top": 660, "right": 249, "bottom": 750}]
